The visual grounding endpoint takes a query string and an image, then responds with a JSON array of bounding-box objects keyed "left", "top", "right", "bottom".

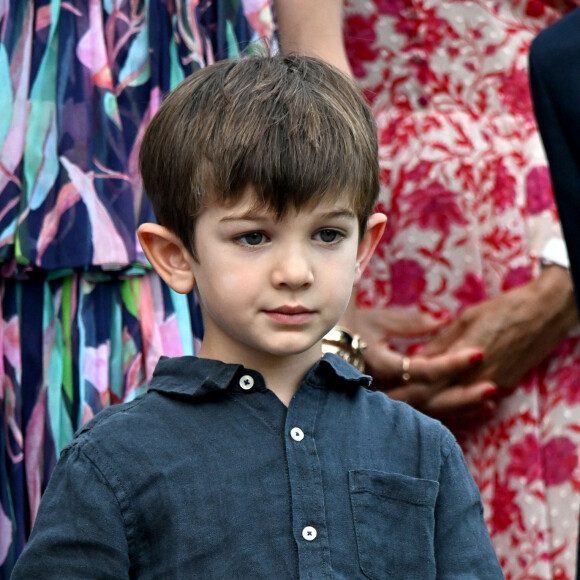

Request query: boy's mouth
[{"left": 263, "top": 306, "right": 315, "bottom": 325}]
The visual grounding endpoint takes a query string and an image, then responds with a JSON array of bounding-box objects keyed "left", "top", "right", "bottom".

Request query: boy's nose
[{"left": 271, "top": 249, "right": 314, "bottom": 289}]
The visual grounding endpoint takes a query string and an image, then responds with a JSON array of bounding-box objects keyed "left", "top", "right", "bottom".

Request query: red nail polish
[
  {"left": 408, "top": 344, "right": 423, "bottom": 355},
  {"left": 433, "top": 309, "right": 450, "bottom": 320},
  {"left": 469, "top": 352, "right": 484, "bottom": 365},
  {"left": 482, "top": 385, "right": 498, "bottom": 399}
]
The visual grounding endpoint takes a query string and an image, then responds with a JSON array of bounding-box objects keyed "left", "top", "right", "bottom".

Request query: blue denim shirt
[{"left": 12, "top": 354, "right": 503, "bottom": 579}]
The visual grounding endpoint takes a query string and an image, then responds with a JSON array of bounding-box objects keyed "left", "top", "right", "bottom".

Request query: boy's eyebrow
[
  {"left": 318, "top": 209, "right": 357, "bottom": 220},
  {"left": 219, "top": 208, "right": 356, "bottom": 223}
]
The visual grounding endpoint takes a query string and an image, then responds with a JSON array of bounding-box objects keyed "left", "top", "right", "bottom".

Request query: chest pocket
[{"left": 349, "top": 469, "right": 439, "bottom": 580}]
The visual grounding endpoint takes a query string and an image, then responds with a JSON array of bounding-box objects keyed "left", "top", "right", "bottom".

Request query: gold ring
[{"left": 401, "top": 356, "right": 411, "bottom": 384}]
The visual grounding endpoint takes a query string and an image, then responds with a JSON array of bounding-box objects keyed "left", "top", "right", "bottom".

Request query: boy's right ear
[{"left": 137, "top": 224, "right": 196, "bottom": 294}]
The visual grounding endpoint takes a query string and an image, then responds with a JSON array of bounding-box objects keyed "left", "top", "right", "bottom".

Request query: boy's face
[{"left": 187, "top": 189, "right": 380, "bottom": 368}]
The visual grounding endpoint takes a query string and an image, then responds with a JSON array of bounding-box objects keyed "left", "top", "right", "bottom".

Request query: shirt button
[
  {"left": 239, "top": 375, "right": 254, "bottom": 390},
  {"left": 302, "top": 526, "right": 317, "bottom": 541},
  {"left": 290, "top": 427, "right": 304, "bottom": 441}
]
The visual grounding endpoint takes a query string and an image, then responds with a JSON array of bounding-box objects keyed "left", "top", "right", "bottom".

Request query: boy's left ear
[{"left": 354, "top": 212, "right": 387, "bottom": 284}]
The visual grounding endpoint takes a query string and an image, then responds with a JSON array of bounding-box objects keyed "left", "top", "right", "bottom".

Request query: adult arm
[
  {"left": 275, "top": 0, "right": 351, "bottom": 74},
  {"left": 419, "top": 265, "right": 577, "bottom": 394},
  {"left": 11, "top": 444, "right": 130, "bottom": 579}
]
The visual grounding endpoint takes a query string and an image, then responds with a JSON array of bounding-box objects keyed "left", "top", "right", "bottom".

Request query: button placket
[{"left": 284, "top": 386, "right": 332, "bottom": 575}]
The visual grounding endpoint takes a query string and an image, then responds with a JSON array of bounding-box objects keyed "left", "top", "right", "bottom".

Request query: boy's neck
[{"left": 197, "top": 342, "right": 323, "bottom": 407}]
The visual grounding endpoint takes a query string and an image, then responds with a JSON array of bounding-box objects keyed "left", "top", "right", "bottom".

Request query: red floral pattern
[
  {"left": 390, "top": 259, "right": 427, "bottom": 305},
  {"left": 527, "top": 166, "right": 555, "bottom": 214},
  {"left": 346, "top": 0, "right": 580, "bottom": 577}
]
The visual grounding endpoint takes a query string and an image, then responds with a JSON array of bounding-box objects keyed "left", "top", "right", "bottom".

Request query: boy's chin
[{"left": 257, "top": 340, "right": 324, "bottom": 360}]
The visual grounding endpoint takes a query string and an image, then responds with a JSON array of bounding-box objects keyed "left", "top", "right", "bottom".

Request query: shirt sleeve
[
  {"left": 11, "top": 442, "right": 131, "bottom": 579},
  {"left": 434, "top": 434, "right": 505, "bottom": 579}
]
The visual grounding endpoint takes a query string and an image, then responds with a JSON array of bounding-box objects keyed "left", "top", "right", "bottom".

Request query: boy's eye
[
  {"left": 315, "top": 229, "right": 343, "bottom": 243},
  {"left": 237, "top": 232, "right": 267, "bottom": 246}
]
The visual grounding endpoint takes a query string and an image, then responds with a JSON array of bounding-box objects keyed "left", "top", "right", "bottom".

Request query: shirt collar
[{"left": 148, "top": 353, "right": 372, "bottom": 399}]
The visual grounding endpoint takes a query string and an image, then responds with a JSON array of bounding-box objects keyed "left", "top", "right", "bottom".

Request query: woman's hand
[
  {"left": 420, "top": 266, "right": 578, "bottom": 392},
  {"left": 354, "top": 266, "right": 577, "bottom": 423},
  {"left": 355, "top": 307, "right": 448, "bottom": 384},
  {"left": 355, "top": 307, "right": 498, "bottom": 422}
]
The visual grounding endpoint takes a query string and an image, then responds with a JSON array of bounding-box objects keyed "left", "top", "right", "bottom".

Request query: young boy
[{"left": 12, "top": 55, "right": 503, "bottom": 579}]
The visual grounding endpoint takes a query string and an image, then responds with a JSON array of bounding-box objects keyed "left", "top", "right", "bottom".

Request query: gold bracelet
[{"left": 322, "top": 327, "right": 367, "bottom": 372}]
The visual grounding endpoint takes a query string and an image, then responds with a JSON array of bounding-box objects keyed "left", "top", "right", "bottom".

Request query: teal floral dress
[{"left": 0, "top": 1, "right": 274, "bottom": 575}]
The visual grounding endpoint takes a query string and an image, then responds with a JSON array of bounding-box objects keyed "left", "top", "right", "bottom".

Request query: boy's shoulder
[
  {"left": 64, "top": 394, "right": 154, "bottom": 457},
  {"left": 352, "top": 383, "right": 457, "bottom": 457},
  {"left": 313, "top": 353, "right": 448, "bottom": 420},
  {"left": 309, "top": 354, "right": 458, "bottom": 458},
  {"left": 66, "top": 354, "right": 277, "bottom": 453},
  {"left": 67, "top": 356, "right": 236, "bottom": 444}
]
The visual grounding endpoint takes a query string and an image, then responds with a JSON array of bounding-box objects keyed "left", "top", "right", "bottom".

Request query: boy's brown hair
[{"left": 139, "top": 54, "right": 379, "bottom": 258}]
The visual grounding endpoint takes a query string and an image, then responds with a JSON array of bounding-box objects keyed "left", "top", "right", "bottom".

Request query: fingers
[
  {"left": 419, "top": 320, "right": 466, "bottom": 356},
  {"left": 364, "top": 342, "right": 484, "bottom": 391},
  {"left": 363, "top": 342, "right": 412, "bottom": 382},
  {"left": 380, "top": 380, "right": 498, "bottom": 422},
  {"left": 426, "top": 384, "right": 499, "bottom": 429},
  {"left": 421, "top": 382, "right": 497, "bottom": 416},
  {"left": 403, "top": 347, "right": 484, "bottom": 385},
  {"left": 356, "top": 307, "right": 450, "bottom": 338}
]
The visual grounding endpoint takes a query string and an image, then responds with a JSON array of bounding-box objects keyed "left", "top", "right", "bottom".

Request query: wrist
[
  {"left": 533, "top": 265, "right": 578, "bottom": 335},
  {"left": 539, "top": 238, "right": 570, "bottom": 270}
]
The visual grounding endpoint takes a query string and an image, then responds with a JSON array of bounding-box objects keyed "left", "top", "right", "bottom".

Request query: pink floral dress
[{"left": 345, "top": 1, "right": 580, "bottom": 578}]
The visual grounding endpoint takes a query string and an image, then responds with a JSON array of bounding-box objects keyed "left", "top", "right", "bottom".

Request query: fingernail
[
  {"left": 482, "top": 385, "right": 498, "bottom": 399},
  {"left": 433, "top": 309, "right": 450, "bottom": 320},
  {"left": 408, "top": 344, "right": 423, "bottom": 355},
  {"left": 469, "top": 352, "right": 484, "bottom": 365}
]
